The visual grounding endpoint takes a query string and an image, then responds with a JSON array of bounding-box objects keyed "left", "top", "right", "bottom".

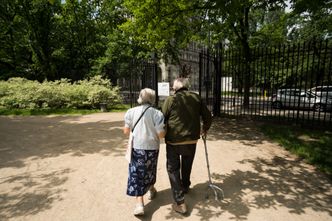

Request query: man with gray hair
[{"left": 162, "top": 78, "right": 212, "bottom": 214}]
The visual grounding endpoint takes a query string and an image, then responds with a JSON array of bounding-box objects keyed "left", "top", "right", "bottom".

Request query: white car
[
  {"left": 308, "top": 86, "right": 332, "bottom": 99},
  {"left": 272, "top": 88, "right": 332, "bottom": 111}
]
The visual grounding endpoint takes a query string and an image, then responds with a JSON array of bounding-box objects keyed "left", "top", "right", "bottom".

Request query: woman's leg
[
  {"left": 134, "top": 196, "right": 144, "bottom": 216},
  {"left": 136, "top": 196, "right": 144, "bottom": 205}
]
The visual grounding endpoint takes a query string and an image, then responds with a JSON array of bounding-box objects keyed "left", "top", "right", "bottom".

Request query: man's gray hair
[
  {"left": 173, "top": 78, "right": 190, "bottom": 91},
  {"left": 137, "top": 88, "right": 156, "bottom": 105}
]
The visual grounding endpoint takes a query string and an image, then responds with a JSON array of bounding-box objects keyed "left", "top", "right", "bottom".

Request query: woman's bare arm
[{"left": 123, "top": 127, "right": 130, "bottom": 136}]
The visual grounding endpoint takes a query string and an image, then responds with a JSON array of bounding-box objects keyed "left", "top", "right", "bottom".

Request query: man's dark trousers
[{"left": 166, "top": 143, "right": 196, "bottom": 204}]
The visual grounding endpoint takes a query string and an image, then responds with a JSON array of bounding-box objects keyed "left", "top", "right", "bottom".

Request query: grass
[
  {"left": 259, "top": 123, "right": 332, "bottom": 178},
  {"left": 0, "top": 104, "right": 130, "bottom": 116},
  {"left": 109, "top": 104, "right": 131, "bottom": 112}
]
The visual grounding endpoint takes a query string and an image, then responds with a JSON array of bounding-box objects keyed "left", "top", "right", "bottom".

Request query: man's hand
[{"left": 201, "top": 130, "right": 207, "bottom": 139}]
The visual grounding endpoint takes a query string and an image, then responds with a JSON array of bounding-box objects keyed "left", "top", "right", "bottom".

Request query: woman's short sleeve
[{"left": 124, "top": 109, "right": 133, "bottom": 129}]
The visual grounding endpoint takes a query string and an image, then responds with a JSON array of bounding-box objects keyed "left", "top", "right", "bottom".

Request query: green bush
[{"left": 0, "top": 76, "right": 122, "bottom": 110}]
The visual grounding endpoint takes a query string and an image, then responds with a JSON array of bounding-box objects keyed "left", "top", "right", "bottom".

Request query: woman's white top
[{"left": 124, "top": 104, "right": 165, "bottom": 150}]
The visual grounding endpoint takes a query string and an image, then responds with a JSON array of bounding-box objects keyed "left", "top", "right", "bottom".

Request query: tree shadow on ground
[
  {"left": 132, "top": 184, "right": 228, "bottom": 221},
  {"left": 0, "top": 114, "right": 127, "bottom": 169},
  {"left": 208, "top": 117, "right": 266, "bottom": 147},
  {"left": 0, "top": 168, "right": 72, "bottom": 220},
  {"left": 1, "top": 114, "right": 331, "bottom": 220},
  {"left": 134, "top": 156, "right": 332, "bottom": 221},
  {"left": 195, "top": 156, "right": 332, "bottom": 221},
  {"left": 0, "top": 114, "right": 127, "bottom": 219}
]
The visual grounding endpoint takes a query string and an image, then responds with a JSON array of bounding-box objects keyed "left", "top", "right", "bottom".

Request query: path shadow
[
  {"left": 0, "top": 168, "right": 72, "bottom": 220},
  {"left": 1, "top": 114, "right": 331, "bottom": 220},
  {"left": 0, "top": 114, "right": 127, "bottom": 169},
  {"left": 131, "top": 184, "right": 227, "bottom": 221},
  {"left": 202, "top": 156, "right": 332, "bottom": 220},
  {"left": 135, "top": 188, "right": 173, "bottom": 221},
  {"left": 133, "top": 155, "right": 332, "bottom": 221},
  {"left": 0, "top": 114, "right": 126, "bottom": 219},
  {"left": 208, "top": 117, "right": 266, "bottom": 147}
]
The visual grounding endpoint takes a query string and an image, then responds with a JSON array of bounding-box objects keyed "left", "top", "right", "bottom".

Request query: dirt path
[{"left": 0, "top": 113, "right": 331, "bottom": 221}]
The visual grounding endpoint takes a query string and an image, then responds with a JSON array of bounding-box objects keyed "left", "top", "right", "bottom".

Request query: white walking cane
[{"left": 202, "top": 134, "right": 224, "bottom": 200}]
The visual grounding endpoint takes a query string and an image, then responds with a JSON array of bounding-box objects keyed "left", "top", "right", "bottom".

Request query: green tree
[
  {"left": 121, "top": 0, "right": 289, "bottom": 107},
  {"left": 0, "top": 0, "right": 62, "bottom": 80},
  {"left": 121, "top": 0, "right": 330, "bottom": 107},
  {"left": 20, "top": 0, "right": 62, "bottom": 80},
  {"left": 288, "top": 0, "right": 332, "bottom": 41},
  {"left": 53, "top": 0, "right": 109, "bottom": 80},
  {"left": 0, "top": 0, "right": 127, "bottom": 81}
]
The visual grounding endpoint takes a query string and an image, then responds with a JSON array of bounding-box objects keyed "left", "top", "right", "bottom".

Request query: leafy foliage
[
  {"left": 0, "top": 76, "right": 122, "bottom": 109},
  {"left": 288, "top": 0, "right": 332, "bottom": 41},
  {"left": 0, "top": 0, "right": 330, "bottom": 83}
]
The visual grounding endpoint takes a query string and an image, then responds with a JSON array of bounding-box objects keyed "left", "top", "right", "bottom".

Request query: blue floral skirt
[{"left": 127, "top": 148, "right": 159, "bottom": 196}]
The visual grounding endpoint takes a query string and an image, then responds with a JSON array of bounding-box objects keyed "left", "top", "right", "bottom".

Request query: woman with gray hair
[{"left": 123, "top": 88, "right": 165, "bottom": 216}]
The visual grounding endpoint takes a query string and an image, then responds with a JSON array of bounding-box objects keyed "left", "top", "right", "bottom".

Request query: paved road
[{"left": 0, "top": 113, "right": 331, "bottom": 221}]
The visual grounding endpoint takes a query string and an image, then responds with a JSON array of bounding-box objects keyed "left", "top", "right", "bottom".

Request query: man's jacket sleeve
[{"left": 201, "top": 100, "right": 212, "bottom": 132}]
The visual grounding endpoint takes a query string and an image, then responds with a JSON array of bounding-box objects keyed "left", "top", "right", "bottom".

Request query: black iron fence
[
  {"left": 117, "top": 59, "right": 159, "bottom": 107},
  {"left": 200, "top": 39, "right": 332, "bottom": 126},
  {"left": 118, "top": 39, "right": 331, "bottom": 126}
]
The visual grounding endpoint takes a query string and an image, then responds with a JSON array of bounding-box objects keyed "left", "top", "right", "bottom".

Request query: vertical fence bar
[
  {"left": 231, "top": 48, "right": 235, "bottom": 115},
  {"left": 316, "top": 40, "right": 323, "bottom": 123},
  {"left": 220, "top": 49, "right": 225, "bottom": 115},
  {"left": 232, "top": 48, "right": 236, "bottom": 116},
  {"left": 310, "top": 39, "right": 317, "bottom": 123},
  {"left": 271, "top": 45, "right": 277, "bottom": 118},
  {"left": 250, "top": 47, "right": 256, "bottom": 117},
  {"left": 271, "top": 46, "right": 276, "bottom": 118},
  {"left": 255, "top": 47, "right": 260, "bottom": 117},
  {"left": 276, "top": 44, "right": 282, "bottom": 120},
  {"left": 327, "top": 40, "right": 332, "bottom": 122},
  {"left": 241, "top": 48, "right": 244, "bottom": 116},
  {"left": 221, "top": 50, "right": 224, "bottom": 114},
  {"left": 199, "top": 51, "right": 202, "bottom": 96},
  {"left": 154, "top": 59, "right": 159, "bottom": 106},
  {"left": 282, "top": 44, "right": 288, "bottom": 121},
  {"left": 214, "top": 43, "right": 222, "bottom": 117},
  {"left": 284, "top": 44, "right": 290, "bottom": 122},
  {"left": 321, "top": 40, "right": 329, "bottom": 123},
  {"left": 129, "top": 67, "right": 133, "bottom": 108},
  {"left": 263, "top": 46, "right": 268, "bottom": 117},
  {"left": 290, "top": 44, "right": 296, "bottom": 120},
  {"left": 258, "top": 47, "right": 263, "bottom": 117},
  {"left": 206, "top": 49, "right": 210, "bottom": 109},
  {"left": 304, "top": 41, "right": 311, "bottom": 122},
  {"left": 267, "top": 46, "right": 273, "bottom": 117},
  {"left": 295, "top": 44, "right": 305, "bottom": 123},
  {"left": 228, "top": 48, "right": 233, "bottom": 116},
  {"left": 299, "top": 42, "right": 306, "bottom": 123}
]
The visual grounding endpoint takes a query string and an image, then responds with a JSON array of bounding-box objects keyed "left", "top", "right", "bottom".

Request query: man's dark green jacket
[{"left": 162, "top": 88, "right": 212, "bottom": 143}]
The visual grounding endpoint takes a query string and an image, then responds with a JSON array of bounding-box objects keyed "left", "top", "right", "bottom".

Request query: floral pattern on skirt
[{"left": 127, "top": 148, "right": 159, "bottom": 196}]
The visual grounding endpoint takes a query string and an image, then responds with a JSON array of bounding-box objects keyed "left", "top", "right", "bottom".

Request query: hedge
[{"left": 0, "top": 76, "right": 122, "bottom": 110}]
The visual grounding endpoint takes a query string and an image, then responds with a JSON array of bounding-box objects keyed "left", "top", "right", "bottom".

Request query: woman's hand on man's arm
[
  {"left": 158, "top": 131, "right": 166, "bottom": 139},
  {"left": 123, "top": 127, "right": 130, "bottom": 136}
]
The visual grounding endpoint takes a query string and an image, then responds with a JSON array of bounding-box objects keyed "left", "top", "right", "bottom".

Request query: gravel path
[{"left": 0, "top": 113, "right": 331, "bottom": 221}]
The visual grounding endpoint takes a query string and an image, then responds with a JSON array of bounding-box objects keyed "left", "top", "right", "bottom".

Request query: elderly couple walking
[{"left": 123, "top": 77, "right": 212, "bottom": 216}]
